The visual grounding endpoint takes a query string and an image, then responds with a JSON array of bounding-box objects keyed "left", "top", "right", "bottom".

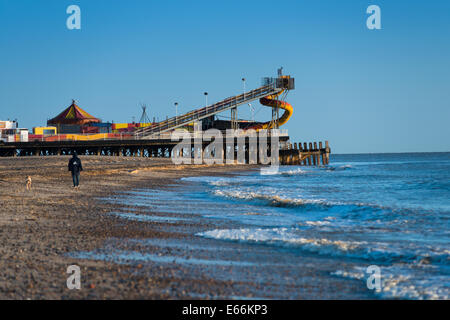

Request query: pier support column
[
  {"left": 319, "top": 142, "right": 323, "bottom": 165},
  {"left": 223, "top": 143, "right": 228, "bottom": 164},
  {"left": 325, "top": 141, "right": 330, "bottom": 165},
  {"left": 298, "top": 143, "right": 303, "bottom": 166},
  {"left": 308, "top": 143, "right": 313, "bottom": 166},
  {"left": 313, "top": 142, "right": 318, "bottom": 166},
  {"left": 293, "top": 143, "right": 299, "bottom": 164},
  {"left": 244, "top": 141, "right": 250, "bottom": 165},
  {"left": 302, "top": 143, "right": 308, "bottom": 165}
]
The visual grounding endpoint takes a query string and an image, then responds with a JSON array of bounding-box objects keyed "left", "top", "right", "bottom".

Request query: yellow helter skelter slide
[{"left": 246, "top": 77, "right": 293, "bottom": 131}]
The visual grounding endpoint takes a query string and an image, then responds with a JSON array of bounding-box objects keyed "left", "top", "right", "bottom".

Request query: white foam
[
  {"left": 260, "top": 167, "right": 306, "bottom": 176},
  {"left": 197, "top": 228, "right": 365, "bottom": 253},
  {"left": 74, "top": 250, "right": 257, "bottom": 267},
  {"left": 299, "top": 220, "right": 332, "bottom": 226},
  {"left": 213, "top": 189, "right": 326, "bottom": 207},
  {"left": 209, "top": 180, "right": 231, "bottom": 186},
  {"left": 282, "top": 168, "right": 307, "bottom": 175},
  {"left": 260, "top": 167, "right": 280, "bottom": 175},
  {"left": 197, "top": 227, "right": 449, "bottom": 266},
  {"left": 109, "top": 212, "right": 183, "bottom": 223},
  {"left": 332, "top": 265, "right": 450, "bottom": 300}
]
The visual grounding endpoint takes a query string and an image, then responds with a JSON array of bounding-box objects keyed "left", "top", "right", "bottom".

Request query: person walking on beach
[{"left": 68, "top": 151, "right": 83, "bottom": 188}]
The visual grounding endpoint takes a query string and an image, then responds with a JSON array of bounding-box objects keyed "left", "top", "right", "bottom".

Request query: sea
[{"left": 75, "top": 152, "right": 450, "bottom": 299}]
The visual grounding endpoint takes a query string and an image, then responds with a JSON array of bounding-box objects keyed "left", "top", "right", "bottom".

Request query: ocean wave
[
  {"left": 326, "top": 164, "right": 353, "bottom": 171},
  {"left": 332, "top": 266, "right": 450, "bottom": 300},
  {"left": 181, "top": 176, "right": 231, "bottom": 185},
  {"left": 212, "top": 188, "right": 396, "bottom": 213},
  {"left": 282, "top": 168, "right": 307, "bottom": 175},
  {"left": 259, "top": 167, "right": 280, "bottom": 175},
  {"left": 109, "top": 212, "right": 184, "bottom": 223},
  {"left": 182, "top": 175, "right": 259, "bottom": 187},
  {"left": 260, "top": 167, "right": 307, "bottom": 176},
  {"left": 211, "top": 188, "right": 446, "bottom": 222},
  {"left": 209, "top": 180, "right": 231, "bottom": 186},
  {"left": 197, "top": 227, "right": 365, "bottom": 253},
  {"left": 211, "top": 188, "right": 374, "bottom": 210},
  {"left": 213, "top": 190, "right": 329, "bottom": 208},
  {"left": 298, "top": 220, "right": 332, "bottom": 226},
  {"left": 197, "top": 227, "right": 450, "bottom": 265}
]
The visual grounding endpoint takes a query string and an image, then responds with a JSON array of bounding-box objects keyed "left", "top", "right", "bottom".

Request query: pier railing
[
  {"left": 25, "top": 128, "right": 289, "bottom": 143},
  {"left": 134, "top": 83, "right": 282, "bottom": 138}
]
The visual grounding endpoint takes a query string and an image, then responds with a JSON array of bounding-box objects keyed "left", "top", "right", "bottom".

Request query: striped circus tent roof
[{"left": 47, "top": 100, "right": 100, "bottom": 125}]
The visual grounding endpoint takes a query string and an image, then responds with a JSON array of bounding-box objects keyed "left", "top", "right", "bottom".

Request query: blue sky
[{"left": 0, "top": 0, "right": 449, "bottom": 153}]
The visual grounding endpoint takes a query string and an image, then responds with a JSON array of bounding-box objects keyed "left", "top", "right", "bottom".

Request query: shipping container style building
[{"left": 0, "top": 121, "right": 28, "bottom": 143}]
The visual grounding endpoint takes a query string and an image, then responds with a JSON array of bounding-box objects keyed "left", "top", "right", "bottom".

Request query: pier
[
  {"left": 0, "top": 70, "right": 330, "bottom": 166},
  {"left": 0, "top": 136, "right": 330, "bottom": 166},
  {"left": 279, "top": 141, "right": 331, "bottom": 166}
]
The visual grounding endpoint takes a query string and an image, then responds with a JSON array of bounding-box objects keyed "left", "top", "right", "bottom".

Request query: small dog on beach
[{"left": 26, "top": 176, "right": 32, "bottom": 190}]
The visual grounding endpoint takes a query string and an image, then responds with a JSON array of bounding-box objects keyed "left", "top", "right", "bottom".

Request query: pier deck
[{"left": 0, "top": 137, "right": 330, "bottom": 166}]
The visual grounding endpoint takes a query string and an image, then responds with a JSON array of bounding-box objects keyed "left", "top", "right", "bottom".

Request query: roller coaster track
[{"left": 135, "top": 74, "right": 294, "bottom": 139}]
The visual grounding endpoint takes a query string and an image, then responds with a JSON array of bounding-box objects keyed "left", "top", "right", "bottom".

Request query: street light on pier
[
  {"left": 204, "top": 92, "right": 208, "bottom": 108},
  {"left": 248, "top": 103, "right": 254, "bottom": 122},
  {"left": 174, "top": 102, "right": 179, "bottom": 123}
]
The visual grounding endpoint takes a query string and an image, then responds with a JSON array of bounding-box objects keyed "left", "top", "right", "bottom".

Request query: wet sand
[{"left": 0, "top": 156, "right": 371, "bottom": 299}]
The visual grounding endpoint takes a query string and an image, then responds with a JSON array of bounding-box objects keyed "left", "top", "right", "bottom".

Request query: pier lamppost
[
  {"left": 174, "top": 102, "right": 178, "bottom": 124},
  {"left": 204, "top": 92, "right": 208, "bottom": 108},
  {"left": 242, "top": 78, "right": 246, "bottom": 98},
  {"left": 248, "top": 103, "right": 254, "bottom": 122}
]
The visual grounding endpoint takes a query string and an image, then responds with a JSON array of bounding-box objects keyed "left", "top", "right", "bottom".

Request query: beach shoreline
[
  {"left": 1, "top": 155, "right": 381, "bottom": 300},
  {"left": 0, "top": 156, "right": 262, "bottom": 299}
]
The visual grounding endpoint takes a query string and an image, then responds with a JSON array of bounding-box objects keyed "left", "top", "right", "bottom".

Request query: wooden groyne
[{"left": 279, "top": 141, "right": 330, "bottom": 166}]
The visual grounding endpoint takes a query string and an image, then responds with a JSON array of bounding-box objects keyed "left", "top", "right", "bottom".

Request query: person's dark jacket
[{"left": 68, "top": 156, "right": 83, "bottom": 174}]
